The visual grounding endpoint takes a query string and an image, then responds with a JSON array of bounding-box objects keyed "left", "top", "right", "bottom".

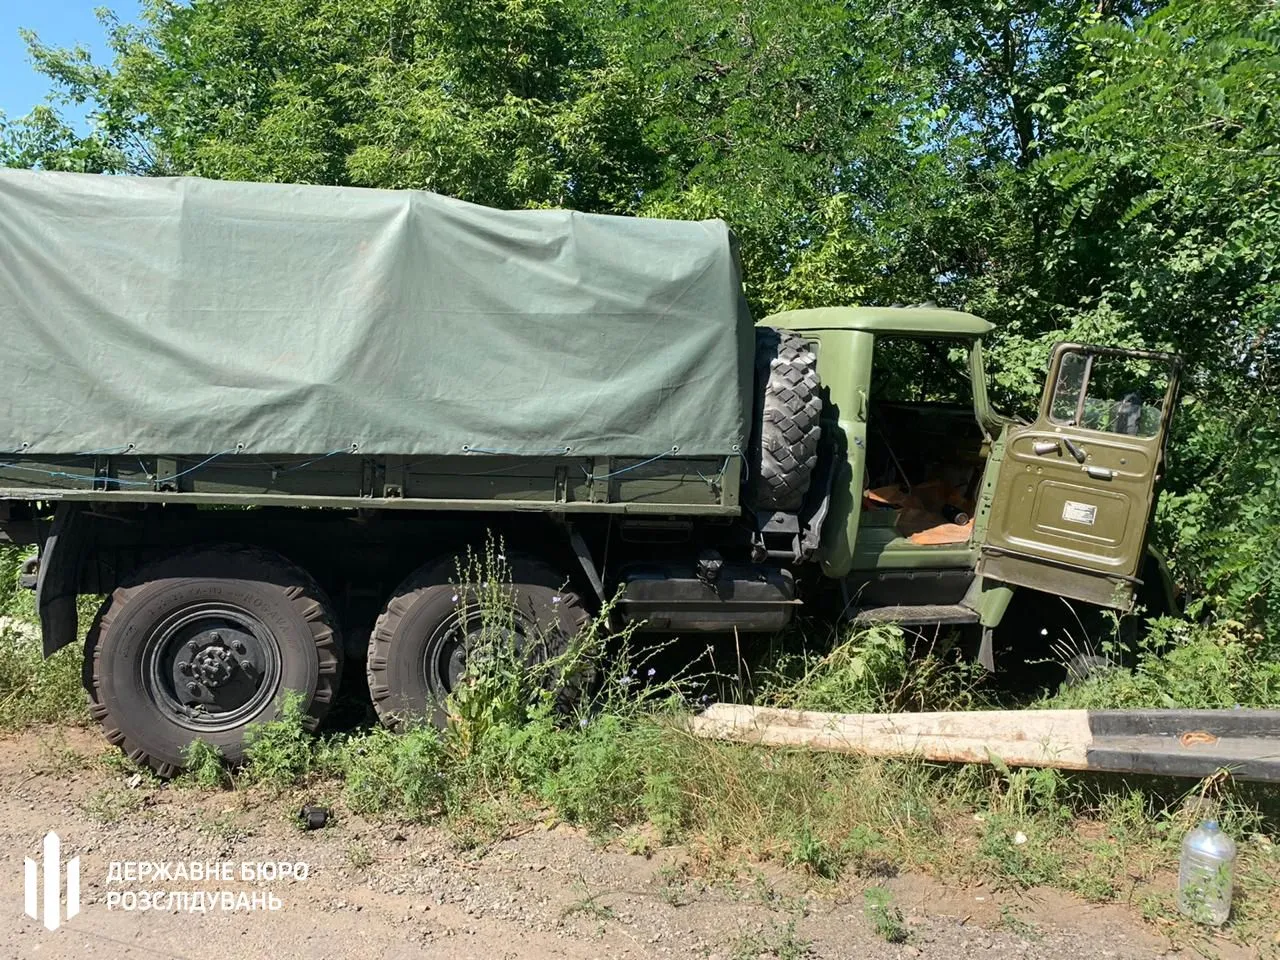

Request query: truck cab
[{"left": 765, "top": 307, "right": 1181, "bottom": 657}]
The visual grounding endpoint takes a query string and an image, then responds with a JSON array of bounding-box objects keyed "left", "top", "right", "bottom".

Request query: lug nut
[
  {"left": 187, "top": 682, "right": 202, "bottom": 697},
  {"left": 210, "top": 632, "right": 222, "bottom": 644},
  {"left": 233, "top": 640, "right": 246, "bottom": 654},
  {"left": 177, "top": 661, "right": 191, "bottom": 675}
]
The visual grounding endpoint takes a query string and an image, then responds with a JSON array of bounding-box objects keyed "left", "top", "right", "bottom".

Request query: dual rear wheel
[
  {"left": 85, "top": 545, "right": 586, "bottom": 775},
  {"left": 366, "top": 555, "right": 589, "bottom": 730}
]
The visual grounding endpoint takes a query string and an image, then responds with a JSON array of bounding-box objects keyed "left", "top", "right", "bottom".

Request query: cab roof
[{"left": 761, "top": 306, "right": 993, "bottom": 338}]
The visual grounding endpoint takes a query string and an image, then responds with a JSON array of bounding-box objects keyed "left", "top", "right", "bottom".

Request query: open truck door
[{"left": 979, "top": 343, "right": 1181, "bottom": 611}]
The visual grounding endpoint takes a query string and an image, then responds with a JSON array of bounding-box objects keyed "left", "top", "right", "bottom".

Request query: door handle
[
  {"left": 1032, "top": 440, "right": 1060, "bottom": 455},
  {"left": 1063, "top": 437, "right": 1087, "bottom": 463},
  {"left": 1086, "top": 465, "right": 1115, "bottom": 480}
]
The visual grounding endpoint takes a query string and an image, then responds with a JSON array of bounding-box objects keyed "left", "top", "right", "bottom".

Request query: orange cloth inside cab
[{"left": 863, "top": 481, "right": 975, "bottom": 545}]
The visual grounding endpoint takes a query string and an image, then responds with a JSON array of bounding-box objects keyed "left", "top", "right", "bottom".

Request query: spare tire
[{"left": 750, "top": 327, "right": 822, "bottom": 511}]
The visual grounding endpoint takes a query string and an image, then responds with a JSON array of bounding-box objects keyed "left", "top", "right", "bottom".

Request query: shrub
[
  {"left": 240, "top": 691, "right": 317, "bottom": 786},
  {"left": 338, "top": 725, "right": 447, "bottom": 820},
  {"left": 182, "top": 739, "right": 230, "bottom": 790},
  {"left": 1045, "top": 618, "right": 1280, "bottom": 710},
  {"left": 0, "top": 617, "right": 85, "bottom": 729}
]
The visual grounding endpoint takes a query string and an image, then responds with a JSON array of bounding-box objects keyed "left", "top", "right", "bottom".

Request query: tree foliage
[
  {"left": 4, "top": 0, "right": 654, "bottom": 210},
  {"left": 2, "top": 0, "right": 1276, "bottom": 634},
  {"left": 1036, "top": 0, "right": 1280, "bottom": 632}
]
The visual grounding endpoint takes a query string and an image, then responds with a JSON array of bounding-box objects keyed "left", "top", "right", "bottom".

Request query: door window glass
[
  {"left": 1049, "top": 352, "right": 1087, "bottom": 424},
  {"left": 1047, "top": 350, "right": 1171, "bottom": 437}
]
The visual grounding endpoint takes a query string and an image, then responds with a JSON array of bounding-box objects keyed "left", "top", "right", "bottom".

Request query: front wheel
[{"left": 85, "top": 546, "right": 343, "bottom": 776}]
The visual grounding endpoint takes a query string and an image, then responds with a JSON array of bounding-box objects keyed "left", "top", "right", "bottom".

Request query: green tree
[
  {"left": 1036, "top": 0, "right": 1280, "bottom": 630},
  {"left": 5, "top": 0, "right": 654, "bottom": 210}
]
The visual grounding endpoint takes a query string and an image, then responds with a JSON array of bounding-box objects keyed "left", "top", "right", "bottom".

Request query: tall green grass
[
  {"left": 0, "top": 545, "right": 36, "bottom": 621},
  {"left": 213, "top": 628, "right": 1276, "bottom": 942},
  {"left": 1043, "top": 616, "right": 1280, "bottom": 710},
  {"left": 0, "top": 544, "right": 85, "bottom": 727},
  {"left": 209, "top": 542, "right": 1277, "bottom": 942}
]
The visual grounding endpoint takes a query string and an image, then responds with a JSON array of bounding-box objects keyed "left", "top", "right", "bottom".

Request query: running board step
[{"left": 853, "top": 603, "right": 979, "bottom": 626}]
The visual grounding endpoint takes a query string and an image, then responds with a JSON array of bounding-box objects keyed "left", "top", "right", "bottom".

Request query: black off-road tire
[
  {"left": 367, "top": 555, "right": 591, "bottom": 730},
  {"left": 84, "top": 546, "right": 343, "bottom": 777},
  {"left": 1055, "top": 605, "right": 1141, "bottom": 686},
  {"left": 751, "top": 327, "right": 822, "bottom": 512}
]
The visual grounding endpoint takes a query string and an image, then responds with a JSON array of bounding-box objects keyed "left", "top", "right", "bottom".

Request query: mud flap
[
  {"left": 978, "top": 626, "right": 995, "bottom": 672},
  {"left": 36, "top": 503, "right": 86, "bottom": 656}
]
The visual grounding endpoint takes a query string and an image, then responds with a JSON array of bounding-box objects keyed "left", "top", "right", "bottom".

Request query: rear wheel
[
  {"left": 366, "top": 554, "right": 590, "bottom": 730},
  {"left": 85, "top": 546, "right": 343, "bottom": 776}
]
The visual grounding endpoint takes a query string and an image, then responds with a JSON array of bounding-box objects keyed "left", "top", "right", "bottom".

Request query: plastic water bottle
[{"left": 1177, "top": 820, "right": 1236, "bottom": 925}]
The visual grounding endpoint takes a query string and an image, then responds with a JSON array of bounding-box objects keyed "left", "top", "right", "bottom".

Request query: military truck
[{"left": 0, "top": 170, "right": 1181, "bottom": 774}]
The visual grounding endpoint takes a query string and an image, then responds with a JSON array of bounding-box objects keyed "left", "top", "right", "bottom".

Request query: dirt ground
[{"left": 0, "top": 726, "right": 1238, "bottom": 960}]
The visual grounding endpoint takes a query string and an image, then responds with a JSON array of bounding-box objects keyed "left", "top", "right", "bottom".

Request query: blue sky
[{"left": 1, "top": 1, "right": 140, "bottom": 123}]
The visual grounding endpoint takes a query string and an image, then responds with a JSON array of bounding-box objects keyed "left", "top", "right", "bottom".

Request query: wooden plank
[
  {"left": 0, "top": 452, "right": 732, "bottom": 510},
  {"left": 1087, "top": 735, "right": 1280, "bottom": 782},
  {"left": 690, "top": 704, "right": 1092, "bottom": 769},
  {"left": 0, "top": 488, "right": 741, "bottom": 516},
  {"left": 689, "top": 705, "right": 1280, "bottom": 782}
]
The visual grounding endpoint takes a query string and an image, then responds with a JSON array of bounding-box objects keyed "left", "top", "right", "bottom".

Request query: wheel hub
[
  {"left": 147, "top": 606, "right": 281, "bottom": 730},
  {"left": 429, "top": 609, "right": 522, "bottom": 694},
  {"left": 191, "top": 645, "right": 234, "bottom": 687}
]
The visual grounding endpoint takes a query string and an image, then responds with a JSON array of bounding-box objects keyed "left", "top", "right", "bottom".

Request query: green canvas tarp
[{"left": 0, "top": 170, "right": 752, "bottom": 458}]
